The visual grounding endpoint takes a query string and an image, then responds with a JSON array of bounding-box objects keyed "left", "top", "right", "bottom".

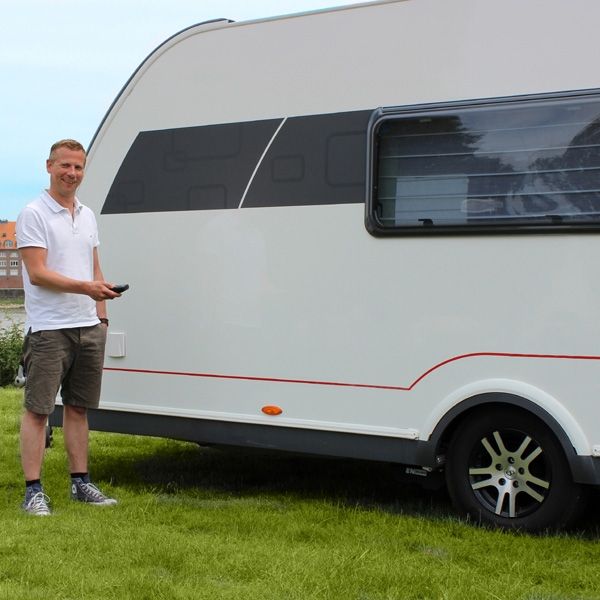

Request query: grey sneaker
[
  {"left": 22, "top": 490, "right": 51, "bottom": 516},
  {"left": 71, "top": 479, "right": 117, "bottom": 506}
]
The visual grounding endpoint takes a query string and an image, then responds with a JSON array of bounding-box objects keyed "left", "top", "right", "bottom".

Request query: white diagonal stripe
[{"left": 238, "top": 117, "right": 287, "bottom": 209}]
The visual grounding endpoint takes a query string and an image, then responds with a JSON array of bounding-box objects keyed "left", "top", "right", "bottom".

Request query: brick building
[{"left": 0, "top": 221, "right": 23, "bottom": 289}]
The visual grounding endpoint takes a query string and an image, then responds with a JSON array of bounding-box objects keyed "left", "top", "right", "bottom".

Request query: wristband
[{"left": 99, "top": 318, "right": 109, "bottom": 326}]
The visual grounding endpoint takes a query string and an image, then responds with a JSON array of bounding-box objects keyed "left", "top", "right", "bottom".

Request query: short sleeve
[{"left": 16, "top": 206, "right": 48, "bottom": 250}]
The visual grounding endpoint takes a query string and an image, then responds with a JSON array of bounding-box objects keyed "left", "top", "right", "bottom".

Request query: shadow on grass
[
  {"left": 92, "top": 437, "right": 455, "bottom": 521},
  {"left": 85, "top": 433, "right": 600, "bottom": 536}
]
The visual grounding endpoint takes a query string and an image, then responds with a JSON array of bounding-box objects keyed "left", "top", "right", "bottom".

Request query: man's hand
[{"left": 84, "top": 281, "right": 122, "bottom": 301}]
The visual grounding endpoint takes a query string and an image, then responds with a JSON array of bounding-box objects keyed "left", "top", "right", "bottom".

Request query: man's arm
[
  {"left": 19, "top": 246, "right": 119, "bottom": 302},
  {"left": 93, "top": 247, "right": 108, "bottom": 319}
]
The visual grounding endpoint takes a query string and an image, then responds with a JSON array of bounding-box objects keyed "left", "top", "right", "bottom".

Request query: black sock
[
  {"left": 25, "top": 479, "right": 41, "bottom": 488},
  {"left": 71, "top": 472, "right": 89, "bottom": 482}
]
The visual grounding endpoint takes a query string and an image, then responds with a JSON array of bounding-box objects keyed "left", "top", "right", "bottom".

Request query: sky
[{"left": 0, "top": 0, "right": 359, "bottom": 221}]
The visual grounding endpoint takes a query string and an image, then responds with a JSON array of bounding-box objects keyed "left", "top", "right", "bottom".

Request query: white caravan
[{"left": 52, "top": 0, "right": 600, "bottom": 531}]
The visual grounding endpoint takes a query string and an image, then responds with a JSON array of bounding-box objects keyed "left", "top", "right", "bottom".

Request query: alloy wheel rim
[{"left": 467, "top": 429, "right": 551, "bottom": 518}]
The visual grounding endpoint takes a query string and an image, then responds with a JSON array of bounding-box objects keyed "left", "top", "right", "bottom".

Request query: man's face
[{"left": 46, "top": 147, "right": 86, "bottom": 198}]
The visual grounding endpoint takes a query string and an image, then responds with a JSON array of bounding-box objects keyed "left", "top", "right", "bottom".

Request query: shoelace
[
  {"left": 26, "top": 491, "right": 51, "bottom": 514},
  {"left": 79, "top": 482, "right": 109, "bottom": 502}
]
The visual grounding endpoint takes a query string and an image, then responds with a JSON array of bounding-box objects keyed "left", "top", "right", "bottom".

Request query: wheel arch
[{"left": 420, "top": 392, "right": 595, "bottom": 484}]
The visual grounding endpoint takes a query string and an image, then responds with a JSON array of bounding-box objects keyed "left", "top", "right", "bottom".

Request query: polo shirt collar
[{"left": 41, "top": 189, "right": 82, "bottom": 214}]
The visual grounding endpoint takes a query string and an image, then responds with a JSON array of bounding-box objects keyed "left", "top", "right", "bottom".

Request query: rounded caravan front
[{"left": 52, "top": 0, "right": 600, "bottom": 531}]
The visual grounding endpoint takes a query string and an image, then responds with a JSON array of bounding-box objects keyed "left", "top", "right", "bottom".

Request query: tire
[{"left": 445, "top": 407, "right": 587, "bottom": 532}]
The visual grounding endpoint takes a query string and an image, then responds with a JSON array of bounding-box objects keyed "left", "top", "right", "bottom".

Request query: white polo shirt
[{"left": 16, "top": 190, "right": 100, "bottom": 332}]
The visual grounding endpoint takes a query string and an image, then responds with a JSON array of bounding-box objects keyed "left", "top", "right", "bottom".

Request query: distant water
[{"left": 0, "top": 307, "right": 26, "bottom": 331}]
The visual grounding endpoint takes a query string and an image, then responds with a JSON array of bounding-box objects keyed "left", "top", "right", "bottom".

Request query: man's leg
[
  {"left": 20, "top": 409, "right": 47, "bottom": 481},
  {"left": 20, "top": 409, "right": 51, "bottom": 515},
  {"left": 20, "top": 328, "right": 70, "bottom": 515},
  {"left": 64, "top": 325, "right": 116, "bottom": 506},
  {"left": 64, "top": 404, "right": 117, "bottom": 506},
  {"left": 63, "top": 404, "right": 89, "bottom": 473}
]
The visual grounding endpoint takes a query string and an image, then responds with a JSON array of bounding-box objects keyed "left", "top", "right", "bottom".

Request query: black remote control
[{"left": 112, "top": 284, "right": 130, "bottom": 293}]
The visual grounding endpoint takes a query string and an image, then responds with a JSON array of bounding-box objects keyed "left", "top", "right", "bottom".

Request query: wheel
[{"left": 445, "top": 407, "right": 587, "bottom": 532}]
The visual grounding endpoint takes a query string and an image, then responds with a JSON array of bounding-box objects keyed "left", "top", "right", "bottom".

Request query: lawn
[
  {"left": 0, "top": 297, "right": 24, "bottom": 307},
  {"left": 1, "top": 385, "right": 600, "bottom": 600}
]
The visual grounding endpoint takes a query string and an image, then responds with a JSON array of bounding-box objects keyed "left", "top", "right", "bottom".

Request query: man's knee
[
  {"left": 21, "top": 409, "right": 48, "bottom": 430},
  {"left": 64, "top": 405, "right": 88, "bottom": 419}
]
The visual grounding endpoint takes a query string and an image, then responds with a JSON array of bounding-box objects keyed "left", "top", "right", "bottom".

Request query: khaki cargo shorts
[{"left": 23, "top": 325, "right": 107, "bottom": 415}]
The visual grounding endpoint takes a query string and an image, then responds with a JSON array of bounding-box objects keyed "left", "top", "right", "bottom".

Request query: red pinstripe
[{"left": 104, "top": 351, "right": 600, "bottom": 392}]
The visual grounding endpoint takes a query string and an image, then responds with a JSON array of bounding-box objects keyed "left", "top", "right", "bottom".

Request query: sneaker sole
[{"left": 72, "top": 499, "right": 118, "bottom": 506}]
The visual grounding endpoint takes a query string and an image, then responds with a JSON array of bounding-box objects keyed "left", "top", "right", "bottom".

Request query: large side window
[{"left": 367, "top": 92, "right": 600, "bottom": 234}]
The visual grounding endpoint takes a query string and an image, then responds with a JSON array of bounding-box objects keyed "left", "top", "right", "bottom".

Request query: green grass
[
  {"left": 1, "top": 386, "right": 600, "bottom": 599},
  {"left": 0, "top": 297, "right": 24, "bottom": 307}
]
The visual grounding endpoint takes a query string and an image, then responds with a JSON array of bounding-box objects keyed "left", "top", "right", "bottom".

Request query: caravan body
[{"left": 55, "top": 0, "right": 600, "bottom": 530}]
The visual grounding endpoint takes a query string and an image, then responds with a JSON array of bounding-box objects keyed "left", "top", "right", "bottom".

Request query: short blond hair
[{"left": 48, "top": 139, "right": 86, "bottom": 161}]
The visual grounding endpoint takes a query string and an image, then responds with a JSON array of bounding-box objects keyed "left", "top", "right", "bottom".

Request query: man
[{"left": 16, "top": 139, "right": 121, "bottom": 516}]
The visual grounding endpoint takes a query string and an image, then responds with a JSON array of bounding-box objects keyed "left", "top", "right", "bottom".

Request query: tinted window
[
  {"left": 101, "top": 111, "right": 371, "bottom": 215},
  {"left": 243, "top": 111, "right": 370, "bottom": 208},
  {"left": 368, "top": 93, "right": 600, "bottom": 233},
  {"left": 102, "top": 120, "right": 281, "bottom": 214}
]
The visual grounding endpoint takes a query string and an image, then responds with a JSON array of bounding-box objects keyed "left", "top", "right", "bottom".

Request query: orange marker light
[{"left": 261, "top": 405, "right": 283, "bottom": 416}]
